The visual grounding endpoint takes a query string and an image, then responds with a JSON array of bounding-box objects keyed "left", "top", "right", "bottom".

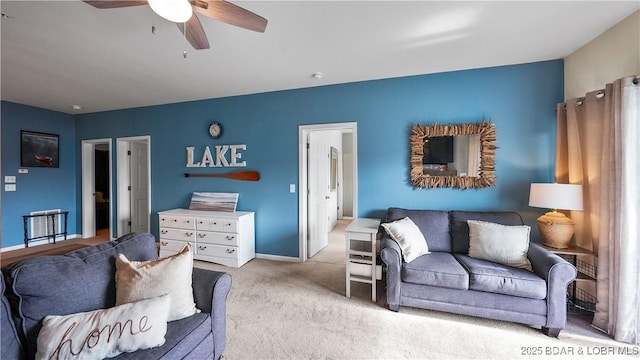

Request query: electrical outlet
[
  {"left": 5, "top": 184, "right": 16, "bottom": 192},
  {"left": 5, "top": 176, "right": 16, "bottom": 183}
]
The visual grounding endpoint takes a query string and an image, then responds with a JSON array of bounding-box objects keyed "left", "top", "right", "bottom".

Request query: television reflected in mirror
[
  {"left": 423, "top": 136, "right": 453, "bottom": 164},
  {"left": 422, "top": 134, "right": 480, "bottom": 177}
]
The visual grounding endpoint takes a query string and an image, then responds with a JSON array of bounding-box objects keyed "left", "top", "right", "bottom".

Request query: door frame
[
  {"left": 116, "top": 136, "right": 151, "bottom": 237},
  {"left": 298, "top": 122, "right": 358, "bottom": 262},
  {"left": 81, "top": 138, "right": 113, "bottom": 239}
]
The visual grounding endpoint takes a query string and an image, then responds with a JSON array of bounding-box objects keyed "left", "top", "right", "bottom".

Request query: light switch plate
[{"left": 289, "top": 184, "right": 296, "bottom": 193}]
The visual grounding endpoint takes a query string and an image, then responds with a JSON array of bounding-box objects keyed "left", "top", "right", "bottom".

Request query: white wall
[{"left": 564, "top": 10, "right": 639, "bottom": 99}]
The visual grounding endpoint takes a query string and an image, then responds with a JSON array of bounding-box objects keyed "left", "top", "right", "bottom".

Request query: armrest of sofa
[
  {"left": 380, "top": 235, "right": 402, "bottom": 310},
  {"left": 1, "top": 272, "right": 25, "bottom": 360},
  {"left": 527, "top": 243, "right": 577, "bottom": 329},
  {"left": 192, "top": 267, "right": 232, "bottom": 360}
]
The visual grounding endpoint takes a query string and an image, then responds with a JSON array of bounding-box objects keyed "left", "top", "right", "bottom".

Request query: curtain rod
[{"left": 558, "top": 75, "right": 639, "bottom": 111}]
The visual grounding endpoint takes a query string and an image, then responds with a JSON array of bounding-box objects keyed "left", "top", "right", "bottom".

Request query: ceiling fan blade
[
  {"left": 83, "top": 1, "right": 148, "bottom": 9},
  {"left": 194, "top": 0, "right": 267, "bottom": 33},
  {"left": 178, "top": 13, "right": 210, "bottom": 50}
]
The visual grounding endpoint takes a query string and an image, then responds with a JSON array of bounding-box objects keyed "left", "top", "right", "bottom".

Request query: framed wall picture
[{"left": 20, "top": 130, "right": 60, "bottom": 168}]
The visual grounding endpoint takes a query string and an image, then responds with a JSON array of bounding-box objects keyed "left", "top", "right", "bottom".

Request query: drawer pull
[
  {"left": 161, "top": 230, "right": 168, "bottom": 234},
  {"left": 226, "top": 249, "right": 236, "bottom": 254},
  {"left": 185, "top": 232, "right": 193, "bottom": 237},
  {"left": 198, "top": 233, "right": 207, "bottom": 238},
  {"left": 161, "top": 241, "right": 168, "bottom": 246},
  {"left": 226, "top": 236, "right": 235, "bottom": 241},
  {"left": 225, "top": 223, "right": 232, "bottom": 227},
  {"left": 199, "top": 245, "right": 207, "bottom": 250},
  {"left": 173, "top": 219, "right": 178, "bottom": 222}
]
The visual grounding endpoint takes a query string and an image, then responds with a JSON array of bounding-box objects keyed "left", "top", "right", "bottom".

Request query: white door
[
  {"left": 307, "top": 132, "right": 329, "bottom": 258},
  {"left": 129, "top": 141, "right": 149, "bottom": 233},
  {"left": 337, "top": 152, "right": 344, "bottom": 220},
  {"left": 81, "top": 142, "right": 97, "bottom": 238}
]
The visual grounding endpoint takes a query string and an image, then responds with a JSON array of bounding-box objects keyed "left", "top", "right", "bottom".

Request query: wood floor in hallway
[{"left": 1, "top": 228, "right": 111, "bottom": 267}]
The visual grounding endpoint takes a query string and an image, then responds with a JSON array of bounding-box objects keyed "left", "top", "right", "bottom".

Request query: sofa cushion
[
  {"left": 455, "top": 255, "right": 547, "bottom": 299},
  {"left": 402, "top": 252, "right": 469, "bottom": 290},
  {"left": 381, "top": 217, "right": 430, "bottom": 263},
  {"left": 385, "top": 208, "right": 452, "bottom": 252},
  {"left": 112, "top": 312, "right": 212, "bottom": 359},
  {"left": 3, "top": 232, "right": 158, "bottom": 359},
  {"left": 449, "top": 211, "right": 524, "bottom": 254},
  {"left": 467, "top": 220, "right": 532, "bottom": 271},
  {"left": 36, "top": 294, "right": 170, "bottom": 360}
]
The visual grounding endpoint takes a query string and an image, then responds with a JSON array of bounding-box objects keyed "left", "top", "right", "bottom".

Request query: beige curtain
[{"left": 556, "top": 75, "right": 640, "bottom": 344}]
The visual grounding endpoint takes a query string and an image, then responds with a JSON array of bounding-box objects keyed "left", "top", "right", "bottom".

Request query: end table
[{"left": 345, "top": 218, "right": 381, "bottom": 302}]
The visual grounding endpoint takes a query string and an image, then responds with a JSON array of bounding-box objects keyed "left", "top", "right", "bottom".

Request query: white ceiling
[{"left": 1, "top": 1, "right": 638, "bottom": 114}]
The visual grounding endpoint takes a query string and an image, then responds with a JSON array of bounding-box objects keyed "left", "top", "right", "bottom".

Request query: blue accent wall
[
  {"left": 1, "top": 60, "right": 563, "bottom": 254},
  {"left": 1, "top": 102, "right": 77, "bottom": 247}
]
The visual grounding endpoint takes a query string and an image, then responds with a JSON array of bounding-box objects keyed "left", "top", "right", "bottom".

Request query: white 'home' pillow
[
  {"left": 36, "top": 294, "right": 170, "bottom": 360},
  {"left": 115, "top": 243, "right": 199, "bottom": 322},
  {"left": 381, "top": 217, "right": 430, "bottom": 263},
  {"left": 467, "top": 220, "right": 532, "bottom": 271}
]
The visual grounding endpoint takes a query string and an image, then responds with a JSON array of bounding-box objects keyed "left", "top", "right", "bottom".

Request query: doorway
[
  {"left": 94, "top": 144, "right": 110, "bottom": 237},
  {"left": 81, "top": 139, "right": 113, "bottom": 239},
  {"left": 298, "top": 122, "right": 358, "bottom": 262},
  {"left": 116, "top": 136, "right": 151, "bottom": 237}
]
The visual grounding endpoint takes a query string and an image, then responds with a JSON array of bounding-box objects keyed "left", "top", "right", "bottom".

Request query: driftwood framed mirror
[{"left": 410, "top": 120, "right": 497, "bottom": 189}]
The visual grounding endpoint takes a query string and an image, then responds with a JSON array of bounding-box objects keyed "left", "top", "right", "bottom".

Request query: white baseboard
[
  {"left": 255, "top": 253, "right": 301, "bottom": 262},
  {"left": 1, "top": 234, "right": 82, "bottom": 252}
]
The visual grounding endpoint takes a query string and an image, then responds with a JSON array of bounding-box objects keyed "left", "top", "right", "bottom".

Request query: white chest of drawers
[{"left": 158, "top": 208, "right": 255, "bottom": 268}]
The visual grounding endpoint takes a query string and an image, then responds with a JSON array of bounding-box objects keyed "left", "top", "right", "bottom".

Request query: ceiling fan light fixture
[{"left": 148, "top": 0, "right": 192, "bottom": 23}]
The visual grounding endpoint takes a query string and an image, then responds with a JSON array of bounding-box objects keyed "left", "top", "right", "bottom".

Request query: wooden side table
[
  {"left": 345, "top": 218, "right": 381, "bottom": 302},
  {"left": 543, "top": 245, "right": 597, "bottom": 314}
]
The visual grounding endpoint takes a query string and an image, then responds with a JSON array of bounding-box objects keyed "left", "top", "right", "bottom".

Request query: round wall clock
[{"left": 208, "top": 122, "right": 222, "bottom": 139}]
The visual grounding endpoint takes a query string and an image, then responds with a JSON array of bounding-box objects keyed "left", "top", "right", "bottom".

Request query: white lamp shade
[
  {"left": 529, "top": 183, "right": 583, "bottom": 211},
  {"left": 148, "top": 0, "right": 193, "bottom": 23}
]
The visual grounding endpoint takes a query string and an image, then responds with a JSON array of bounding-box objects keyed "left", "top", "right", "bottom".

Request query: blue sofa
[
  {"left": 380, "top": 208, "right": 577, "bottom": 337},
  {"left": 1, "top": 232, "right": 231, "bottom": 359}
]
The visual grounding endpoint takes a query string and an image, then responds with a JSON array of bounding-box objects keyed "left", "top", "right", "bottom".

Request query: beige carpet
[{"left": 195, "top": 220, "right": 628, "bottom": 360}]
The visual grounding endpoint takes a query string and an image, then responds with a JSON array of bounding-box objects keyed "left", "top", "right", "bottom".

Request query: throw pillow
[
  {"left": 381, "top": 217, "right": 430, "bottom": 263},
  {"left": 467, "top": 220, "right": 532, "bottom": 271},
  {"left": 35, "top": 294, "right": 170, "bottom": 360},
  {"left": 115, "top": 243, "right": 199, "bottom": 322}
]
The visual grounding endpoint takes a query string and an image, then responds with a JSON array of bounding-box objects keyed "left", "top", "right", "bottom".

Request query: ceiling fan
[{"left": 83, "top": 0, "right": 268, "bottom": 50}]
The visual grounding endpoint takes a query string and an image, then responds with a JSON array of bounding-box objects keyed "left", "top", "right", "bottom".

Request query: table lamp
[{"left": 528, "top": 183, "right": 584, "bottom": 249}]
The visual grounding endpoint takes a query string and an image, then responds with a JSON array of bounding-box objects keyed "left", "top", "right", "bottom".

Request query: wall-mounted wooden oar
[{"left": 184, "top": 170, "right": 260, "bottom": 181}]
